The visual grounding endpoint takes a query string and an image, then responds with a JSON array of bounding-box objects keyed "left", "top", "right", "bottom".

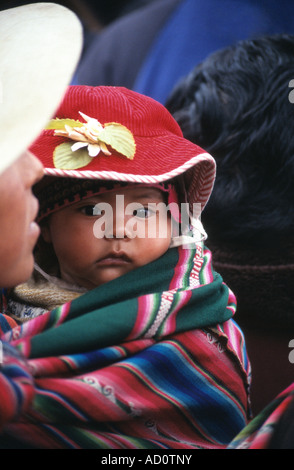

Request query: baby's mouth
[{"left": 96, "top": 251, "right": 132, "bottom": 266}]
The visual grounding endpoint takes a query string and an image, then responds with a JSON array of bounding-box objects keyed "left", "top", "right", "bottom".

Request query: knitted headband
[
  {"left": 35, "top": 176, "right": 178, "bottom": 222},
  {"left": 30, "top": 86, "right": 216, "bottom": 216}
]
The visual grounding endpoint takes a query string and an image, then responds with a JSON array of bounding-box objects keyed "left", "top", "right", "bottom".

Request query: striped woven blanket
[
  {"left": 0, "top": 245, "right": 250, "bottom": 449},
  {"left": 229, "top": 384, "right": 294, "bottom": 449}
]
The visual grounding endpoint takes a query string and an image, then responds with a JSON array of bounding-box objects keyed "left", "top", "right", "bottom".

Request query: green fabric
[{"left": 27, "top": 246, "right": 231, "bottom": 358}]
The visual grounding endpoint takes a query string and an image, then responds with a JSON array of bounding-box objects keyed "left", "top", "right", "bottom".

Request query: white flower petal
[
  {"left": 79, "top": 111, "right": 92, "bottom": 123},
  {"left": 71, "top": 142, "right": 88, "bottom": 152},
  {"left": 79, "top": 111, "right": 104, "bottom": 132},
  {"left": 88, "top": 144, "right": 101, "bottom": 157},
  {"left": 99, "top": 141, "right": 112, "bottom": 156}
]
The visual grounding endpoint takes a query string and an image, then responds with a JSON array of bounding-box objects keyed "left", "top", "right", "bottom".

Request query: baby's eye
[
  {"left": 80, "top": 205, "right": 103, "bottom": 217},
  {"left": 133, "top": 207, "right": 154, "bottom": 218}
]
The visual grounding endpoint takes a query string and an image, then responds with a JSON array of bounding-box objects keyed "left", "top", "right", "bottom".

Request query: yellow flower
[
  {"left": 54, "top": 112, "right": 112, "bottom": 157},
  {"left": 46, "top": 112, "right": 136, "bottom": 170}
]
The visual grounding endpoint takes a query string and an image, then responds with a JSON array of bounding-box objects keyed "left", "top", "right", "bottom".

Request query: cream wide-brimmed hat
[{"left": 0, "top": 2, "right": 83, "bottom": 174}]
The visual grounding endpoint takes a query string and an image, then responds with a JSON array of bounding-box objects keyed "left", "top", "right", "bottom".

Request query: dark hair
[{"left": 166, "top": 34, "right": 294, "bottom": 247}]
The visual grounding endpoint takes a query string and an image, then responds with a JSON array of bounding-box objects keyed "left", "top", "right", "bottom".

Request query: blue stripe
[{"left": 121, "top": 341, "right": 246, "bottom": 444}]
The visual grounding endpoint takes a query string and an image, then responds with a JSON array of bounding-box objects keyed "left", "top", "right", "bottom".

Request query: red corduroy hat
[{"left": 30, "top": 85, "right": 216, "bottom": 211}]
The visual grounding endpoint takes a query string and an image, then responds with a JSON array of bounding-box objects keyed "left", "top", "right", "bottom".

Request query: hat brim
[
  {"left": 34, "top": 131, "right": 216, "bottom": 210},
  {"left": 0, "top": 3, "right": 82, "bottom": 174}
]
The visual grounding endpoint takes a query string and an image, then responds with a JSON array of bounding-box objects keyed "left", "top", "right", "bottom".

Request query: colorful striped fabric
[
  {"left": 228, "top": 384, "right": 294, "bottom": 449},
  {"left": 0, "top": 245, "right": 250, "bottom": 449},
  {"left": 0, "top": 313, "right": 17, "bottom": 335}
]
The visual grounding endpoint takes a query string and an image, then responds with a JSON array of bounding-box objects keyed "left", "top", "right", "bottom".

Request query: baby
[{"left": 6, "top": 85, "right": 209, "bottom": 320}]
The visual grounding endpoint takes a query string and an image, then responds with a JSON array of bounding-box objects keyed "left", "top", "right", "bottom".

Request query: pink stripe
[
  {"left": 55, "top": 301, "right": 72, "bottom": 326},
  {"left": 161, "top": 290, "right": 192, "bottom": 336},
  {"left": 125, "top": 294, "right": 154, "bottom": 340},
  {"left": 169, "top": 248, "right": 191, "bottom": 290},
  {"left": 202, "top": 248, "right": 214, "bottom": 284}
]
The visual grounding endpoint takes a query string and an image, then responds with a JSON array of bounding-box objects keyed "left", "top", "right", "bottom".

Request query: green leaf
[
  {"left": 99, "top": 123, "right": 136, "bottom": 160},
  {"left": 45, "top": 118, "right": 83, "bottom": 130},
  {"left": 53, "top": 143, "right": 92, "bottom": 170}
]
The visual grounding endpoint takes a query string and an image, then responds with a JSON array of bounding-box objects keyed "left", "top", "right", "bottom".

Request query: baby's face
[{"left": 41, "top": 186, "right": 172, "bottom": 289}]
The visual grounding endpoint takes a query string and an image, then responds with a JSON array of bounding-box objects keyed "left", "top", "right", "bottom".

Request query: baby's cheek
[{"left": 136, "top": 236, "right": 171, "bottom": 267}]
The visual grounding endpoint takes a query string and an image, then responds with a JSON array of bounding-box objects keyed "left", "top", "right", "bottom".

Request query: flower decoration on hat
[{"left": 46, "top": 112, "right": 136, "bottom": 170}]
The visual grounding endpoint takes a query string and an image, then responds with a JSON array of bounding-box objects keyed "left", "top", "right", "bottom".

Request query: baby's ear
[{"left": 40, "top": 223, "right": 52, "bottom": 243}]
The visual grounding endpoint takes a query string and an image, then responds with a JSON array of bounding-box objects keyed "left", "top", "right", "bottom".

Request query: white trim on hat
[{"left": 43, "top": 152, "right": 216, "bottom": 210}]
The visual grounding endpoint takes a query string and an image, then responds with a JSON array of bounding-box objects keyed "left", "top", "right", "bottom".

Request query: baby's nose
[
  {"left": 105, "top": 210, "right": 135, "bottom": 240},
  {"left": 111, "top": 211, "right": 127, "bottom": 239}
]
